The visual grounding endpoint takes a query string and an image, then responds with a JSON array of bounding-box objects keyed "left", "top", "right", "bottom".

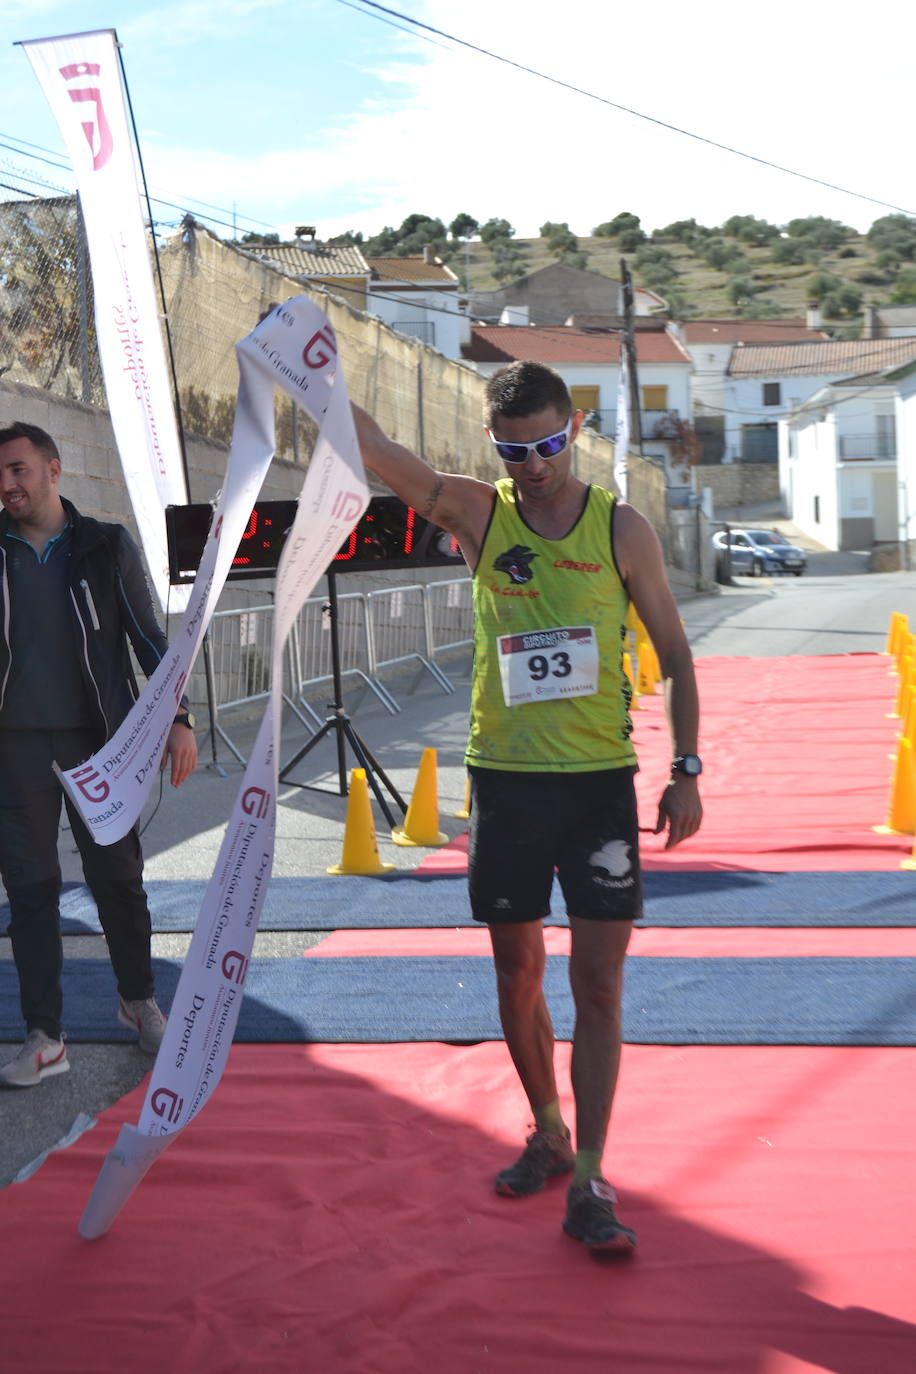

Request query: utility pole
[{"left": 620, "top": 257, "right": 643, "bottom": 455}]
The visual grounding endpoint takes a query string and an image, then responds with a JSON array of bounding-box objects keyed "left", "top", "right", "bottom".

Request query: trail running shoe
[
  {"left": 0, "top": 1030, "right": 69, "bottom": 1088},
  {"left": 118, "top": 997, "right": 167, "bottom": 1054},
  {"left": 563, "top": 1178, "right": 637, "bottom": 1252},
  {"left": 495, "top": 1130, "right": 575, "bottom": 1197}
]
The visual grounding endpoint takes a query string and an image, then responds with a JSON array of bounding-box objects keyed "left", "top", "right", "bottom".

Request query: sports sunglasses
[{"left": 485, "top": 417, "right": 573, "bottom": 464}]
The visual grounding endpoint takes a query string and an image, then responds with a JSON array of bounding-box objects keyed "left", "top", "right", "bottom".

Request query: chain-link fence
[{"left": 0, "top": 185, "right": 104, "bottom": 405}]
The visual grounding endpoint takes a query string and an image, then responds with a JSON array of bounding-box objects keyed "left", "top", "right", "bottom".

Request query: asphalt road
[{"left": 1, "top": 563, "right": 913, "bottom": 1191}]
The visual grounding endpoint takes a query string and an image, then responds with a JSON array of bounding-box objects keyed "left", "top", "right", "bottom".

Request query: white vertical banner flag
[
  {"left": 78, "top": 301, "right": 368, "bottom": 1238},
  {"left": 20, "top": 30, "right": 188, "bottom": 612},
  {"left": 613, "top": 345, "right": 630, "bottom": 500},
  {"left": 55, "top": 297, "right": 356, "bottom": 848}
]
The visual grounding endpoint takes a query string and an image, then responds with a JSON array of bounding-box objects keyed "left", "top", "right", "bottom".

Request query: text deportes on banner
[
  {"left": 19, "top": 30, "right": 190, "bottom": 613},
  {"left": 55, "top": 296, "right": 354, "bottom": 847},
  {"left": 78, "top": 302, "right": 368, "bottom": 1238}
]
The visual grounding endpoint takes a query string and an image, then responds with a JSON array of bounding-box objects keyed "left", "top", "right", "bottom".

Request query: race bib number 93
[{"left": 497, "top": 625, "right": 598, "bottom": 707}]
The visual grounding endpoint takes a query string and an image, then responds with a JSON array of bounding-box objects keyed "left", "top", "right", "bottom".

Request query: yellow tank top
[{"left": 466, "top": 479, "right": 636, "bottom": 772}]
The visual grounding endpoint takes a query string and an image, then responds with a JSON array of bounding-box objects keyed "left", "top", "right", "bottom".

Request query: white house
[
  {"left": 365, "top": 250, "right": 469, "bottom": 359},
  {"left": 675, "top": 317, "right": 828, "bottom": 463},
  {"left": 779, "top": 365, "right": 913, "bottom": 550},
  {"left": 245, "top": 238, "right": 470, "bottom": 359},
  {"left": 722, "top": 337, "right": 916, "bottom": 472},
  {"left": 888, "top": 357, "right": 916, "bottom": 563},
  {"left": 461, "top": 323, "right": 693, "bottom": 492}
]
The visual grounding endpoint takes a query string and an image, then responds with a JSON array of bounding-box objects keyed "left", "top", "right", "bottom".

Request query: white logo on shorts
[{"left": 588, "top": 840, "right": 631, "bottom": 878}]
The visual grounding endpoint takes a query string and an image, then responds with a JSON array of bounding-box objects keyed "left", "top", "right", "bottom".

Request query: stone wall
[{"left": 696, "top": 461, "right": 781, "bottom": 512}]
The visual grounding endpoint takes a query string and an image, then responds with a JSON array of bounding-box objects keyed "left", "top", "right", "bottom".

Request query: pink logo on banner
[
  {"left": 150, "top": 1087, "right": 184, "bottom": 1124},
  {"left": 241, "top": 786, "right": 270, "bottom": 819},
  {"left": 71, "top": 764, "right": 110, "bottom": 803},
  {"left": 221, "top": 951, "right": 249, "bottom": 984},
  {"left": 302, "top": 326, "right": 337, "bottom": 370},
  {"left": 332, "top": 489, "right": 363, "bottom": 524},
  {"left": 58, "top": 62, "right": 113, "bottom": 170}
]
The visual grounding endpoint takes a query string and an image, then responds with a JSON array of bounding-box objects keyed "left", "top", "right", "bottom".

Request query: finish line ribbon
[
  {"left": 55, "top": 297, "right": 361, "bottom": 845},
  {"left": 77, "top": 298, "right": 368, "bottom": 1238}
]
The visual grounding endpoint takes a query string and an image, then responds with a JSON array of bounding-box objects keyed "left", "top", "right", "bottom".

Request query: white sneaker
[
  {"left": 118, "top": 997, "right": 167, "bottom": 1054},
  {"left": 0, "top": 1030, "right": 70, "bottom": 1088}
]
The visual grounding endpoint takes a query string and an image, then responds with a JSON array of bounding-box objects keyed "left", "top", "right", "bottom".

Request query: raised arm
[
  {"left": 352, "top": 404, "right": 495, "bottom": 569},
  {"left": 615, "top": 501, "right": 702, "bottom": 849}
]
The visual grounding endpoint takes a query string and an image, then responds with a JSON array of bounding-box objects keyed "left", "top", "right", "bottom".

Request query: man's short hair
[
  {"left": 483, "top": 362, "right": 571, "bottom": 427},
  {"left": 0, "top": 421, "right": 60, "bottom": 465}
]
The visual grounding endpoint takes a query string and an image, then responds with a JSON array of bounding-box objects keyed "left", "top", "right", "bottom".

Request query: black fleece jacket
[{"left": 0, "top": 497, "right": 173, "bottom": 747}]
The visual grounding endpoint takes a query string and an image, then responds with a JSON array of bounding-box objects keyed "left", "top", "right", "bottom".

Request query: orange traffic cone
[
  {"left": 636, "top": 637, "right": 659, "bottom": 695},
  {"left": 874, "top": 738, "right": 916, "bottom": 836},
  {"left": 454, "top": 774, "right": 471, "bottom": 820},
  {"left": 885, "top": 611, "right": 904, "bottom": 655},
  {"left": 895, "top": 654, "right": 914, "bottom": 717},
  {"left": 392, "top": 747, "right": 448, "bottom": 847},
  {"left": 623, "top": 651, "right": 640, "bottom": 710},
  {"left": 327, "top": 768, "right": 395, "bottom": 875}
]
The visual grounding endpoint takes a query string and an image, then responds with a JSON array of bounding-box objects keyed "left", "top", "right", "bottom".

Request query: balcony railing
[
  {"left": 581, "top": 408, "right": 681, "bottom": 438},
  {"left": 392, "top": 320, "right": 435, "bottom": 346},
  {"left": 838, "top": 433, "right": 896, "bottom": 461}
]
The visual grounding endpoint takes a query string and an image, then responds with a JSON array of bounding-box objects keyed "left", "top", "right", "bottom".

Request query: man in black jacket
[{"left": 0, "top": 421, "right": 197, "bottom": 1088}]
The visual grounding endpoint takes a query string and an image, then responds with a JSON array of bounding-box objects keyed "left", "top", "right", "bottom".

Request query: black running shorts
[{"left": 467, "top": 766, "right": 643, "bottom": 924}]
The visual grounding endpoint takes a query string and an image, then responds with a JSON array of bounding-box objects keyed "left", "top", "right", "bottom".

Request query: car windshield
[{"left": 747, "top": 531, "right": 787, "bottom": 547}]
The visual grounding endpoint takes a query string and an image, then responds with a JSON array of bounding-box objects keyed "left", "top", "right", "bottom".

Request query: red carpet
[
  {"left": 5, "top": 652, "right": 916, "bottom": 1372},
  {"left": 418, "top": 655, "right": 913, "bottom": 873},
  {"left": 2, "top": 1042, "right": 914, "bottom": 1373}
]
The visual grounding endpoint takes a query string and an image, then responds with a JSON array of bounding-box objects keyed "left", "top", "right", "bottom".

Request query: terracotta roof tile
[
  {"left": 251, "top": 243, "right": 369, "bottom": 277},
  {"left": 682, "top": 318, "right": 828, "bottom": 344},
  {"left": 727, "top": 337, "right": 916, "bottom": 377},
  {"left": 367, "top": 256, "right": 459, "bottom": 286},
  {"left": 462, "top": 326, "right": 690, "bottom": 366}
]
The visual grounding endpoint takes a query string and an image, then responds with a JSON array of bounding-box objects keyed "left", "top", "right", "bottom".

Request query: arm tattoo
[{"left": 422, "top": 477, "right": 443, "bottom": 518}]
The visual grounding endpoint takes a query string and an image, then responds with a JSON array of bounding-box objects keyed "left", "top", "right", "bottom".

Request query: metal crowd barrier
[
  {"left": 287, "top": 587, "right": 397, "bottom": 716},
  {"left": 366, "top": 583, "right": 455, "bottom": 696},
  {"left": 423, "top": 577, "right": 475, "bottom": 671},
  {"left": 204, "top": 602, "right": 319, "bottom": 764},
  {"left": 203, "top": 578, "right": 474, "bottom": 763}
]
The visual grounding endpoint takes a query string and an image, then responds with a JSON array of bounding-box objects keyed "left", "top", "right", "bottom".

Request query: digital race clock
[{"left": 166, "top": 496, "right": 465, "bottom": 584}]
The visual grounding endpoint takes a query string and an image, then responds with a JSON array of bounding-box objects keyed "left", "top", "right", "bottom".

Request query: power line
[
  {"left": 342, "top": 0, "right": 916, "bottom": 221},
  {"left": 0, "top": 130, "right": 275, "bottom": 234}
]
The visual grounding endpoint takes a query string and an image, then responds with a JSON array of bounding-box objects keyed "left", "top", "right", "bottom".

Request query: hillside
[{"left": 449, "top": 220, "right": 916, "bottom": 330}]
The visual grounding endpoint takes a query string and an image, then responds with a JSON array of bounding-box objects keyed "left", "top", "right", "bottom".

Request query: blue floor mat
[
  {"left": 3, "top": 955, "right": 915, "bottom": 1045},
  {"left": 6, "top": 870, "right": 913, "bottom": 934}
]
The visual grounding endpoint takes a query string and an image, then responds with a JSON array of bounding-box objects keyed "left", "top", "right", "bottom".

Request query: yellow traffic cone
[
  {"left": 888, "top": 686, "right": 916, "bottom": 760},
  {"left": 636, "top": 637, "right": 659, "bottom": 695},
  {"left": 885, "top": 611, "right": 904, "bottom": 655},
  {"left": 327, "top": 768, "right": 395, "bottom": 874},
  {"left": 874, "top": 738, "right": 916, "bottom": 836},
  {"left": 454, "top": 774, "right": 471, "bottom": 820},
  {"left": 392, "top": 747, "right": 448, "bottom": 847},
  {"left": 623, "top": 651, "right": 640, "bottom": 709},
  {"left": 895, "top": 654, "right": 914, "bottom": 717},
  {"left": 903, "top": 687, "right": 916, "bottom": 746}
]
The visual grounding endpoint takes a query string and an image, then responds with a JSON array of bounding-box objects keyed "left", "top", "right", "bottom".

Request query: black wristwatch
[
  {"left": 671, "top": 754, "right": 702, "bottom": 777},
  {"left": 173, "top": 710, "right": 196, "bottom": 730}
]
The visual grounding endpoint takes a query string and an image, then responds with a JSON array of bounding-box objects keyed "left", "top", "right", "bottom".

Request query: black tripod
[{"left": 279, "top": 568, "right": 407, "bottom": 828}]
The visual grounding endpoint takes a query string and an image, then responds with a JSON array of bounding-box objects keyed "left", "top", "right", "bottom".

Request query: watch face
[{"left": 674, "top": 754, "right": 702, "bottom": 776}]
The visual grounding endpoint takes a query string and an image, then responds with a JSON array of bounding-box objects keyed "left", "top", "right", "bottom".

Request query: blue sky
[{"left": 0, "top": 0, "right": 912, "bottom": 243}]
